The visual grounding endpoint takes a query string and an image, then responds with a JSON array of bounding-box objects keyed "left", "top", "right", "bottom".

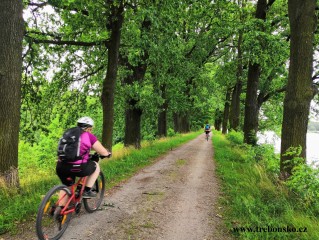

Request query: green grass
[
  {"left": 213, "top": 131, "right": 319, "bottom": 240},
  {"left": 0, "top": 131, "right": 200, "bottom": 235}
]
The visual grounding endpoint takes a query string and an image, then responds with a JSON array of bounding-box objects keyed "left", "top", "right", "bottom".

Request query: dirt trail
[{"left": 2, "top": 134, "right": 233, "bottom": 240}]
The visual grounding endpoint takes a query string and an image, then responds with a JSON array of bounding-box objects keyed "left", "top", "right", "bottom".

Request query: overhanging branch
[
  {"left": 25, "top": 35, "right": 106, "bottom": 47},
  {"left": 76, "top": 65, "right": 105, "bottom": 82}
]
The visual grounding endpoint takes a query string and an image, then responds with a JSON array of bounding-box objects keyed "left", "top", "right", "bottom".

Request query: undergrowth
[{"left": 213, "top": 130, "right": 319, "bottom": 240}]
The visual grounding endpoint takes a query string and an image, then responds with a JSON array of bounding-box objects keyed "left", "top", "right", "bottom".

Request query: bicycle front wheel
[
  {"left": 83, "top": 171, "right": 105, "bottom": 213},
  {"left": 36, "top": 185, "right": 72, "bottom": 240}
]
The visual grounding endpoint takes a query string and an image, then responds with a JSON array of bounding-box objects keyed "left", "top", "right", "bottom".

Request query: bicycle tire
[
  {"left": 83, "top": 171, "right": 105, "bottom": 213},
  {"left": 36, "top": 185, "right": 72, "bottom": 240}
]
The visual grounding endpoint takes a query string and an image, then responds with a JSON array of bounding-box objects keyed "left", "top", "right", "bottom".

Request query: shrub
[
  {"left": 255, "top": 144, "right": 280, "bottom": 175},
  {"left": 167, "top": 128, "right": 176, "bottom": 137},
  {"left": 226, "top": 130, "right": 244, "bottom": 145},
  {"left": 286, "top": 162, "right": 319, "bottom": 212}
]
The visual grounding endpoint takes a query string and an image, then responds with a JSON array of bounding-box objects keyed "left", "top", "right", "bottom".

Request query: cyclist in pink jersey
[{"left": 56, "top": 116, "right": 111, "bottom": 198}]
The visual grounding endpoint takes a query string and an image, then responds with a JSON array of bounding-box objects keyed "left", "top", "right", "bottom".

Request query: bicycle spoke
[{"left": 36, "top": 185, "right": 72, "bottom": 240}]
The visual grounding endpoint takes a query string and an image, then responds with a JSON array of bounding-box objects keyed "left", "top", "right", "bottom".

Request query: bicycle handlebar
[{"left": 89, "top": 152, "right": 112, "bottom": 162}]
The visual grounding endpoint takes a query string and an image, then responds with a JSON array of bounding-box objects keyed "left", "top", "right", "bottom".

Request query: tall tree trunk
[
  {"left": 0, "top": 0, "right": 24, "bottom": 187},
  {"left": 229, "top": 31, "right": 243, "bottom": 131},
  {"left": 243, "top": 0, "right": 267, "bottom": 145},
  {"left": 173, "top": 77, "right": 193, "bottom": 133},
  {"left": 123, "top": 19, "right": 150, "bottom": 148},
  {"left": 123, "top": 62, "right": 148, "bottom": 148},
  {"left": 173, "top": 113, "right": 190, "bottom": 133},
  {"left": 222, "top": 88, "right": 231, "bottom": 134},
  {"left": 280, "top": 0, "right": 316, "bottom": 179},
  {"left": 157, "top": 84, "right": 168, "bottom": 137},
  {"left": 101, "top": 2, "right": 124, "bottom": 151},
  {"left": 124, "top": 99, "right": 143, "bottom": 148},
  {"left": 243, "top": 63, "right": 260, "bottom": 144},
  {"left": 180, "top": 114, "right": 190, "bottom": 132},
  {"left": 214, "top": 108, "right": 223, "bottom": 131},
  {"left": 173, "top": 113, "right": 180, "bottom": 133}
]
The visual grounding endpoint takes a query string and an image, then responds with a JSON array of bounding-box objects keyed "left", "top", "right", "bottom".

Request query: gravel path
[{"left": 2, "top": 134, "right": 233, "bottom": 240}]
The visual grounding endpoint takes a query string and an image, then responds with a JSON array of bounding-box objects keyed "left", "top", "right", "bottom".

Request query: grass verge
[{"left": 212, "top": 131, "right": 319, "bottom": 240}]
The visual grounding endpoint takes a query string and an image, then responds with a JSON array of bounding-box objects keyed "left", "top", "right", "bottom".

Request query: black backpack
[{"left": 57, "top": 127, "right": 83, "bottom": 162}]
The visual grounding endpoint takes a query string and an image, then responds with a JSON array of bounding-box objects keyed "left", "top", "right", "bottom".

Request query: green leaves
[{"left": 22, "top": 0, "right": 293, "bottom": 144}]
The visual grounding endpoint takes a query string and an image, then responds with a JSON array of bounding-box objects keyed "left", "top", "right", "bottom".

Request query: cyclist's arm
[{"left": 92, "top": 140, "right": 111, "bottom": 157}]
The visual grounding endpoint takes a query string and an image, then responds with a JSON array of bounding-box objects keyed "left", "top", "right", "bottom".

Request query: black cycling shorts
[
  {"left": 205, "top": 130, "right": 210, "bottom": 134},
  {"left": 56, "top": 161, "right": 97, "bottom": 186}
]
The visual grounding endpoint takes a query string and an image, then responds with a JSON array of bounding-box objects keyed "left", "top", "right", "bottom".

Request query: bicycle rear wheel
[
  {"left": 83, "top": 171, "right": 105, "bottom": 213},
  {"left": 36, "top": 185, "right": 72, "bottom": 240}
]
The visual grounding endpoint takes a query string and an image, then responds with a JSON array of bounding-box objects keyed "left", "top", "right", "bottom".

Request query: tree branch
[
  {"left": 26, "top": 30, "right": 62, "bottom": 39},
  {"left": 75, "top": 65, "right": 105, "bottom": 82},
  {"left": 28, "top": 1, "right": 89, "bottom": 16},
  {"left": 25, "top": 35, "right": 106, "bottom": 47},
  {"left": 27, "top": 1, "right": 48, "bottom": 7},
  {"left": 266, "top": 0, "right": 276, "bottom": 10},
  {"left": 27, "top": 1, "right": 50, "bottom": 12},
  {"left": 258, "top": 86, "right": 286, "bottom": 107},
  {"left": 202, "top": 36, "right": 231, "bottom": 65},
  {"left": 312, "top": 74, "right": 319, "bottom": 81}
]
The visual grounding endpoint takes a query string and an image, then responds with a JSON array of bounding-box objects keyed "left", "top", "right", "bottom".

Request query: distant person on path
[
  {"left": 56, "top": 116, "right": 111, "bottom": 199},
  {"left": 204, "top": 122, "right": 211, "bottom": 138}
]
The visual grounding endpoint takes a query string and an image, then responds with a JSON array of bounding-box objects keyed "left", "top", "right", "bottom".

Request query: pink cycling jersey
[{"left": 69, "top": 132, "right": 97, "bottom": 164}]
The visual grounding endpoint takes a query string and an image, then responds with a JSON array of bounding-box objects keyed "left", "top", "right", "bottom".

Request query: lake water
[{"left": 257, "top": 131, "right": 319, "bottom": 167}]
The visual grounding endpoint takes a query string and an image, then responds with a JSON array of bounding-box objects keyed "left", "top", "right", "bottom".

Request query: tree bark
[
  {"left": 123, "top": 19, "right": 150, "bottom": 148},
  {"left": 243, "top": 63, "right": 260, "bottom": 144},
  {"left": 0, "top": 0, "right": 24, "bottom": 187},
  {"left": 124, "top": 99, "right": 143, "bottom": 148},
  {"left": 222, "top": 88, "right": 231, "bottom": 134},
  {"left": 280, "top": 0, "right": 316, "bottom": 179},
  {"left": 173, "top": 113, "right": 190, "bottom": 133},
  {"left": 123, "top": 62, "right": 147, "bottom": 148},
  {"left": 214, "top": 108, "right": 223, "bottom": 131},
  {"left": 101, "top": 2, "right": 124, "bottom": 151},
  {"left": 243, "top": 0, "right": 267, "bottom": 145},
  {"left": 229, "top": 31, "right": 243, "bottom": 131},
  {"left": 173, "top": 77, "right": 193, "bottom": 133},
  {"left": 157, "top": 84, "right": 168, "bottom": 137}
]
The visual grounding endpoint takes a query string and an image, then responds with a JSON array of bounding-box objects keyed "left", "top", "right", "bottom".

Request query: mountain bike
[{"left": 36, "top": 153, "right": 110, "bottom": 240}]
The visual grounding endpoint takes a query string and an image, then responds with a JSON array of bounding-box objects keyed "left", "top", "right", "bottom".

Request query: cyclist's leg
[
  {"left": 83, "top": 171, "right": 105, "bottom": 212},
  {"left": 56, "top": 162, "right": 75, "bottom": 206},
  {"left": 58, "top": 191, "right": 67, "bottom": 206},
  {"left": 79, "top": 162, "right": 100, "bottom": 198},
  {"left": 86, "top": 162, "right": 100, "bottom": 188}
]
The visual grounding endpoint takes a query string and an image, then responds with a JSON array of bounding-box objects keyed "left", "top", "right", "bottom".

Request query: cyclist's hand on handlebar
[
  {"left": 90, "top": 152, "right": 100, "bottom": 162},
  {"left": 100, "top": 152, "right": 112, "bottom": 159},
  {"left": 90, "top": 152, "right": 112, "bottom": 161}
]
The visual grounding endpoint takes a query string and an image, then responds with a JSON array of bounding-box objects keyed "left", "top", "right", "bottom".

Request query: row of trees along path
[{"left": 0, "top": 1, "right": 318, "bottom": 187}]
